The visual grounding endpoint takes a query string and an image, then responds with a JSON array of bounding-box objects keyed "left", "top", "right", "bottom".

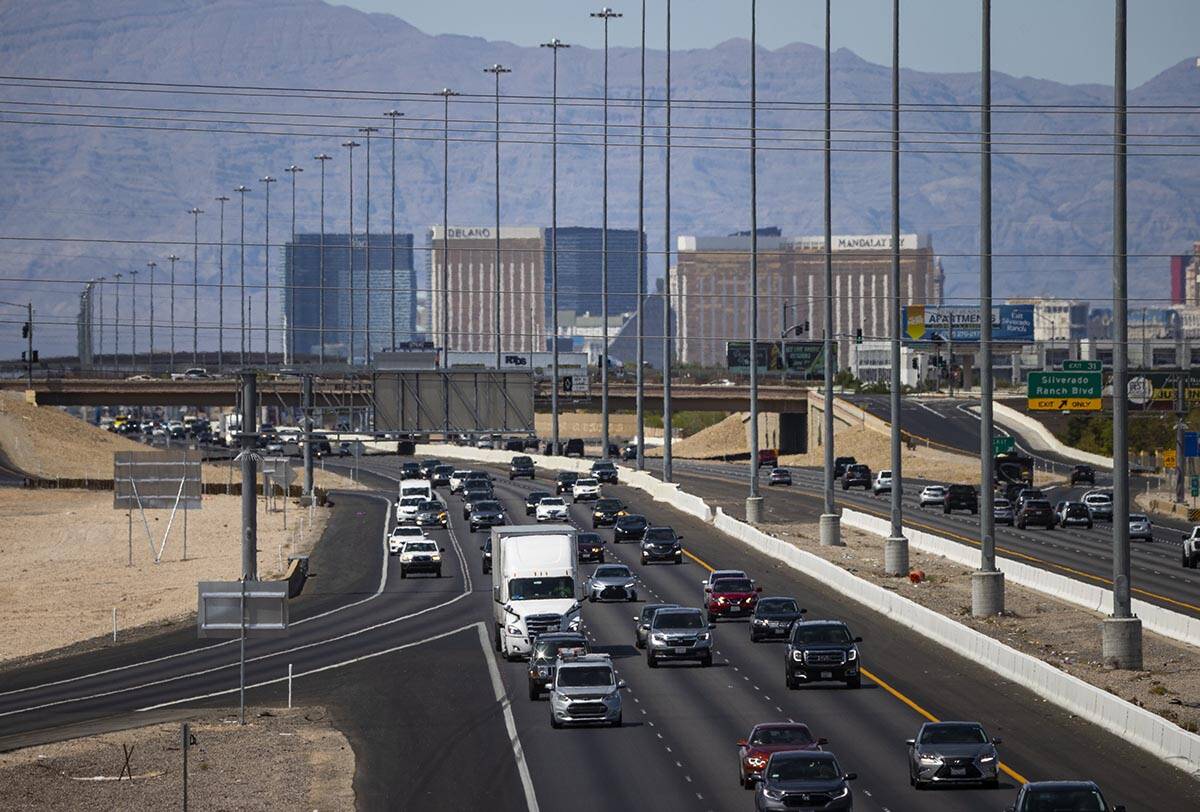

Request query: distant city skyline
[{"left": 341, "top": 0, "right": 1197, "bottom": 87}]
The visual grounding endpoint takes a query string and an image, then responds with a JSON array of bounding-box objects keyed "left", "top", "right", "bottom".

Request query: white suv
[
  {"left": 873, "top": 470, "right": 893, "bottom": 495},
  {"left": 389, "top": 525, "right": 425, "bottom": 555},
  {"left": 918, "top": 485, "right": 945, "bottom": 507},
  {"left": 572, "top": 478, "right": 601, "bottom": 502},
  {"left": 536, "top": 497, "right": 569, "bottom": 522},
  {"left": 1183, "top": 527, "right": 1200, "bottom": 568},
  {"left": 395, "top": 495, "right": 425, "bottom": 524},
  {"left": 549, "top": 653, "right": 624, "bottom": 728}
]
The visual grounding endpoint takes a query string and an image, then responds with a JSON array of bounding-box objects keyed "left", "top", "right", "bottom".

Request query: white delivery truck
[{"left": 492, "top": 524, "right": 581, "bottom": 660}]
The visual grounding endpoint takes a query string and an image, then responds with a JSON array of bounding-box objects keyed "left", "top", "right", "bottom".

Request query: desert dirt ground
[
  {"left": 760, "top": 519, "right": 1200, "bottom": 735},
  {"left": 0, "top": 707, "right": 355, "bottom": 811}
]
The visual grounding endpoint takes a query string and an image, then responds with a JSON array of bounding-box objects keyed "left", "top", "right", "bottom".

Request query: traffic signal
[
  {"left": 21, "top": 322, "right": 30, "bottom": 338},
  {"left": 21, "top": 350, "right": 37, "bottom": 362},
  {"left": 911, "top": 357, "right": 919, "bottom": 369},
  {"left": 854, "top": 328, "right": 863, "bottom": 345}
]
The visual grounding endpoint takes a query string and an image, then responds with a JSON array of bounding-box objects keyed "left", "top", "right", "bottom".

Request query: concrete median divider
[
  {"left": 413, "top": 443, "right": 1200, "bottom": 775},
  {"left": 840, "top": 508, "right": 1200, "bottom": 649}
]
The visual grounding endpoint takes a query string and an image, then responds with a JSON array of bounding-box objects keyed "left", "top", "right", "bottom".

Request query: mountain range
[{"left": 1, "top": 0, "right": 1198, "bottom": 355}]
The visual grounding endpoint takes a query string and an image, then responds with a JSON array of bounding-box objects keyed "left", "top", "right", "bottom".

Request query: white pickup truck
[{"left": 1183, "top": 527, "right": 1200, "bottom": 569}]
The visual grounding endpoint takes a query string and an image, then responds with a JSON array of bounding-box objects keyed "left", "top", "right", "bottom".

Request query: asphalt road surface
[{"left": 4, "top": 456, "right": 1198, "bottom": 811}]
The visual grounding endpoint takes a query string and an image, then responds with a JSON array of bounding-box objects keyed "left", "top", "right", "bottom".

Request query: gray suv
[
  {"left": 646, "top": 607, "right": 714, "bottom": 668},
  {"left": 548, "top": 653, "right": 625, "bottom": 728},
  {"left": 634, "top": 603, "right": 677, "bottom": 649}
]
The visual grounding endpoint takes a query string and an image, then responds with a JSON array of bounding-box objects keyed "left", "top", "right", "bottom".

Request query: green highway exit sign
[
  {"left": 1063, "top": 360, "right": 1101, "bottom": 372},
  {"left": 1028, "top": 371, "right": 1102, "bottom": 411},
  {"left": 992, "top": 436, "right": 1015, "bottom": 455}
]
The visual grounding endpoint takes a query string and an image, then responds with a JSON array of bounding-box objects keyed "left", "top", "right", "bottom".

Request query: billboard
[
  {"left": 725, "top": 341, "right": 835, "bottom": 376},
  {"left": 902, "top": 305, "right": 1034, "bottom": 343}
]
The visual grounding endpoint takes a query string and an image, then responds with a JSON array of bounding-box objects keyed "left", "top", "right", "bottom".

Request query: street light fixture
[
  {"left": 591, "top": 7, "right": 621, "bottom": 460},
  {"left": 819, "top": 0, "right": 842, "bottom": 547},
  {"left": 260, "top": 174, "right": 277, "bottom": 366},
  {"left": 384, "top": 111, "right": 404, "bottom": 351},
  {"left": 484, "top": 65, "right": 511, "bottom": 370},
  {"left": 342, "top": 140, "right": 360, "bottom": 364},
  {"left": 541, "top": 38, "right": 570, "bottom": 453}
]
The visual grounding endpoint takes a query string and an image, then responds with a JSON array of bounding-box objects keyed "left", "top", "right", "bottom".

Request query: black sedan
[
  {"left": 577, "top": 531, "right": 606, "bottom": 563},
  {"left": 613, "top": 513, "right": 649, "bottom": 543},
  {"left": 591, "top": 498, "right": 627, "bottom": 528},
  {"left": 554, "top": 471, "right": 578, "bottom": 495},
  {"left": 749, "top": 597, "right": 806, "bottom": 642},
  {"left": 767, "top": 467, "right": 793, "bottom": 486},
  {"left": 525, "top": 490, "right": 552, "bottom": 516}
]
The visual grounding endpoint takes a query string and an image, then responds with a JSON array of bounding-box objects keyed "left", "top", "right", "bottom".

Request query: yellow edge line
[{"left": 683, "top": 540, "right": 1029, "bottom": 786}]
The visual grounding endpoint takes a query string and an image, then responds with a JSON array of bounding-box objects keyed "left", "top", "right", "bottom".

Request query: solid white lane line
[
  {"left": 0, "top": 490, "right": 396, "bottom": 700},
  {"left": 477, "top": 622, "right": 540, "bottom": 812}
]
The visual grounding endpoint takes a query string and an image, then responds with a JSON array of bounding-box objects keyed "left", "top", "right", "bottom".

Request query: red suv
[
  {"left": 705, "top": 577, "right": 761, "bottom": 622},
  {"left": 736, "top": 722, "right": 826, "bottom": 788}
]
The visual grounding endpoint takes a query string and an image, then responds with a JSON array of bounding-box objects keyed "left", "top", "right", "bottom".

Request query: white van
[{"left": 400, "top": 478, "right": 434, "bottom": 502}]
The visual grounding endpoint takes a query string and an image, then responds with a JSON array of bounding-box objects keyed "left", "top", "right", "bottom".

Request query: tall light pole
[
  {"left": 385, "top": 111, "right": 404, "bottom": 351},
  {"left": 359, "top": 126, "right": 379, "bottom": 362},
  {"left": 1104, "top": 0, "right": 1141, "bottom": 670},
  {"left": 215, "top": 195, "right": 230, "bottom": 370},
  {"left": 146, "top": 261, "right": 157, "bottom": 370},
  {"left": 541, "top": 38, "right": 570, "bottom": 452},
  {"left": 746, "top": 0, "right": 762, "bottom": 522},
  {"left": 235, "top": 185, "right": 250, "bottom": 367},
  {"left": 167, "top": 254, "right": 180, "bottom": 371},
  {"left": 260, "top": 174, "right": 276, "bottom": 366},
  {"left": 884, "top": 0, "right": 909, "bottom": 576},
  {"left": 285, "top": 165, "right": 302, "bottom": 365},
  {"left": 819, "top": 0, "right": 842, "bottom": 547},
  {"left": 342, "top": 140, "right": 360, "bottom": 364},
  {"left": 437, "top": 89, "right": 458, "bottom": 366},
  {"left": 484, "top": 65, "right": 511, "bottom": 370},
  {"left": 662, "top": 0, "right": 673, "bottom": 482},
  {"left": 591, "top": 7, "right": 621, "bottom": 460},
  {"left": 973, "top": 0, "right": 1003, "bottom": 612},
  {"left": 314, "top": 153, "right": 332, "bottom": 364},
  {"left": 97, "top": 277, "right": 105, "bottom": 369},
  {"left": 114, "top": 273, "right": 123, "bottom": 372},
  {"left": 189, "top": 206, "right": 203, "bottom": 367},
  {"left": 636, "top": 0, "right": 647, "bottom": 470},
  {"left": 130, "top": 268, "right": 140, "bottom": 369}
]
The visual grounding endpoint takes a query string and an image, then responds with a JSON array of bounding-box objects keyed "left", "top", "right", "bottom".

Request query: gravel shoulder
[
  {"left": 761, "top": 519, "right": 1200, "bottom": 735},
  {"left": 0, "top": 706, "right": 354, "bottom": 810}
]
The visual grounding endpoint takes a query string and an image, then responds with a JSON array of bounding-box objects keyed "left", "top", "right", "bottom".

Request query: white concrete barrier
[
  {"left": 992, "top": 401, "right": 1112, "bottom": 469},
  {"left": 840, "top": 508, "right": 1200, "bottom": 648},
  {"left": 413, "top": 443, "right": 1200, "bottom": 777}
]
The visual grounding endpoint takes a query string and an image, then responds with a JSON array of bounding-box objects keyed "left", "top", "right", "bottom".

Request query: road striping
[
  {"left": 477, "top": 622, "right": 540, "bottom": 812},
  {"left": 0, "top": 489, "right": 398, "bottom": 701},
  {"left": 685, "top": 530, "right": 1031, "bottom": 788}
]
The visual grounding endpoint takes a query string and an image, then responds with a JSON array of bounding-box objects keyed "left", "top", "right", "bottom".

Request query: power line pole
[
  {"left": 189, "top": 207, "right": 203, "bottom": 367},
  {"left": 261, "top": 175, "right": 276, "bottom": 366},
  {"left": 662, "top": 0, "right": 673, "bottom": 483},
  {"left": 146, "top": 261, "right": 157, "bottom": 371},
  {"left": 314, "top": 154, "right": 332, "bottom": 364},
  {"left": 437, "top": 89, "right": 458, "bottom": 367},
  {"left": 819, "top": 0, "right": 841, "bottom": 547},
  {"left": 240, "top": 371, "right": 258, "bottom": 581},
  {"left": 541, "top": 39, "right": 570, "bottom": 453},
  {"left": 592, "top": 7, "right": 621, "bottom": 461},
  {"left": 130, "top": 269, "right": 139, "bottom": 370},
  {"left": 359, "top": 126, "right": 379, "bottom": 363},
  {"left": 167, "top": 254, "right": 180, "bottom": 372},
  {"left": 215, "top": 195, "right": 230, "bottom": 370},
  {"left": 114, "top": 273, "right": 122, "bottom": 373},
  {"left": 746, "top": 0, "right": 762, "bottom": 523},
  {"left": 884, "top": 0, "right": 909, "bottom": 577},
  {"left": 1103, "top": 0, "right": 1141, "bottom": 670},
  {"left": 485, "top": 65, "right": 511, "bottom": 370},
  {"left": 235, "top": 185, "right": 250, "bottom": 367},
  {"left": 385, "top": 111, "right": 404, "bottom": 351},
  {"left": 97, "top": 277, "right": 105, "bottom": 370},
  {"left": 342, "top": 141, "right": 360, "bottom": 364},
  {"left": 285, "top": 165, "right": 302, "bottom": 365},
  {"left": 635, "top": 0, "right": 647, "bottom": 471}
]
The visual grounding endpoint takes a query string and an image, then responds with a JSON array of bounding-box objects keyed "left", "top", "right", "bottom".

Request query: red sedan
[
  {"left": 704, "top": 576, "right": 761, "bottom": 622},
  {"left": 737, "top": 722, "right": 826, "bottom": 788}
]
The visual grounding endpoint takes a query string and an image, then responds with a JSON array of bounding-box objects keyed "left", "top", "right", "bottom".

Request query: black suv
[
  {"left": 613, "top": 513, "right": 649, "bottom": 542},
  {"left": 544, "top": 439, "right": 585, "bottom": 457},
  {"left": 1070, "top": 465, "right": 1096, "bottom": 486},
  {"left": 750, "top": 597, "right": 806, "bottom": 642},
  {"left": 640, "top": 526, "right": 683, "bottom": 565},
  {"left": 400, "top": 461, "right": 422, "bottom": 480},
  {"left": 524, "top": 490, "right": 552, "bottom": 516},
  {"left": 1016, "top": 499, "right": 1056, "bottom": 530},
  {"left": 527, "top": 632, "right": 589, "bottom": 700},
  {"left": 834, "top": 456, "right": 858, "bottom": 479},
  {"left": 577, "top": 531, "right": 606, "bottom": 563},
  {"left": 591, "top": 498, "right": 626, "bottom": 528},
  {"left": 509, "top": 455, "right": 535, "bottom": 480},
  {"left": 590, "top": 460, "right": 619, "bottom": 484},
  {"left": 431, "top": 464, "right": 455, "bottom": 488},
  {"left": 785, "top": 620, "right": 862, "bottom": 689},
  {"left": 842, "top": 464, "right": 872, "bottom": 491},
  {"left": 418, "top": 459, "right": 442, "bottom": 478},
  {"left": 554, "top": 471, "right": 579, "bottom": 495},
  {"left": 943, "top": 484, "right": 978, "bottom": 515}
]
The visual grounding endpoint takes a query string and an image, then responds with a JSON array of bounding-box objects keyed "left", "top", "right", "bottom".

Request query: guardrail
[{"left": 421, "top": 442, "right": 1200, "bottom": 778}]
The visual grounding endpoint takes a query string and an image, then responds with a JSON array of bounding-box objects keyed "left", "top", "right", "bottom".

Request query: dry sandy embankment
[
  {"left": 0, "top": 393, "right": 364, "bottom": 666},
  {"left": 764, "top": 520, "right": 1200, "bottom": 735},
  {"left": 647, "top": 410, "right": 982, "bottom": 483},
  {"left": 0, "top": 707, "right": 355, "bottom": 811}
]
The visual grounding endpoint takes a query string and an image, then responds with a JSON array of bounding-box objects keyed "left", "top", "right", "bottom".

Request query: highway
[{"left": 3, "top": 454, "right": 1198, "bottom": 809}]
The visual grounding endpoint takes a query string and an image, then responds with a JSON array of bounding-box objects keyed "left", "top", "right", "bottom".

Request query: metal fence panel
[{"left": 374, "top": 370, "right": 533, "bottom": 434}]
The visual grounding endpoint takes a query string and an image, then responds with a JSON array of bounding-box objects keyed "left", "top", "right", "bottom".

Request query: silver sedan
[
  {"left": 585, "top": 564, "right": 638, "bottom": 602},
  {"left": 906, "top": 721, "right": 1000, "bottom": 789}
]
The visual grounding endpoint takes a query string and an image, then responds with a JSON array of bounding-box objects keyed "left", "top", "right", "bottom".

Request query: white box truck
[{"left": 491, "top": 524, "right": 581, "bottom": 660}]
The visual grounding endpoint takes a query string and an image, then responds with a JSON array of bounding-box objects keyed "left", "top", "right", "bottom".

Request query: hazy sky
[{"left": 339, "top": 0, "right": 1196, "bottom": 87}]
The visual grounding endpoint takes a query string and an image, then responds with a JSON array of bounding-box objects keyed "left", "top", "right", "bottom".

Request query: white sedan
[
  {"left": 389, "top": 525, "right": 426, "bottom": 555},
  {"left": 571, "top": 478, "right": 601, "bottom": 502},
  {"left": 918, "top": 485, "right": 946, "bottom": 508},
  {"left": 536, "top": 497, "right": 570, "bottom": 522},
  {"left": 395, "top": 495, "right": 425, "bottom": 524}
]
